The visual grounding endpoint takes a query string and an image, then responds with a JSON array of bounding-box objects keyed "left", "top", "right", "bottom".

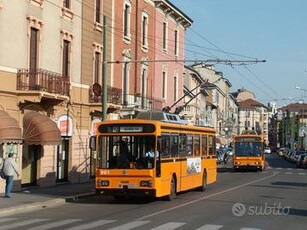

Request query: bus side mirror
[{"left": 89, "top": 136, "right": 96, "bottom": 151}]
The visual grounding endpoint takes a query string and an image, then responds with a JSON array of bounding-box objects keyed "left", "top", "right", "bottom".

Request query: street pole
[{"left": 102, "top": 15, "right": 107, "bottom": 121}]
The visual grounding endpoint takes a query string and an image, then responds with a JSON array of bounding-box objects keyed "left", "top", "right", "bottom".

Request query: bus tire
[
  {"left": 166, "top": 176, "right": 176, "bottom": 201},
  {"left": 199, "top": 172, "right": 207, "bottom": 191}
]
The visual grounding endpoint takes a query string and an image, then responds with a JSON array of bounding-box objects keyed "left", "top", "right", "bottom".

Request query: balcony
[
  {"left": 123, "top": 94, "right": 163, "bottom": 111},
  {"left": 17, "top": 68, "right": 70, "bottom": 96},
  {"left": 89, "top": 85, "right": 122, "bottom": 104},
  {"left": 89, "top": 87, "right": 163, "bottom": 111}
]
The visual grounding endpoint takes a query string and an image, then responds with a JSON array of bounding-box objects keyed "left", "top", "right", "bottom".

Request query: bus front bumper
[{"left": 96, "top": 188, "right": 156, "bottom": 198}]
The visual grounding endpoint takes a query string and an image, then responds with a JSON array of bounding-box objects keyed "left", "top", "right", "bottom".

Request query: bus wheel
[
  {"left": 166, "top": 176, "right": 176, "bottom": 201},
  {"left": 199, "top": 172, "right": 207, "bottom": 191}
]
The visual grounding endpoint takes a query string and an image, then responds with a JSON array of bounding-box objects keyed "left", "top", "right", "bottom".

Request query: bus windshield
[
  {"left": 235, "top": 141, "right": 262, "bottom": 157},
  {"left": 97, "top": 135, "right": 157, "bottom": 169}
]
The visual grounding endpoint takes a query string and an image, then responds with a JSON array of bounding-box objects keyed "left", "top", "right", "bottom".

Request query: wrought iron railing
[
  {"left": 89, "top": 85, "right": 122, "bottom": 104},
  {"left": 17, "top": 68, "right": 70, "bottom": 96}
]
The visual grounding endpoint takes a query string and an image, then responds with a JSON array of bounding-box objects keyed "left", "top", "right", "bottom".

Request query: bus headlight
[
  {"left": 140, "top": 180, "right": 153, "bottom": 187},
  {"left": 98, "top": 180, "right": 109, "bottom": 186}
]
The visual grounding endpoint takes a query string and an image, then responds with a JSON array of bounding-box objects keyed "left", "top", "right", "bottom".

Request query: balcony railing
[
  {"left": 17, "top": 68, "right": 70, "bottom": 96},
  {"left": 123, "top": 94, "right": 163, "bottom": 111},
  {"left": 89, "top": 88, "right": 163, "bottom": 111},
  {"left": 89, "top": 85, "right": 122, "bottom": 104}
]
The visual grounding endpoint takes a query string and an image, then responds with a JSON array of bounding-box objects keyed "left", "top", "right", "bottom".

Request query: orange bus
[
  {"left": 95, "top": 112, "right": 217, "bottom": 200},
  {"left": 232, "top": 132, "right": 265, "bottom": 171}
]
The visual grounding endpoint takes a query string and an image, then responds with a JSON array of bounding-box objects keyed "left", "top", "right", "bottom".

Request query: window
[
  {"left": 161, "top": 133, "right": 170, "bottom": 158},
  {"left": 208, "top": 135, "right": 216, "bottom": 155},
  {"left": 162, "top": 71, "right": 166, "bottom": 99},
  {"left": 179, "top": 133, "right": 187, "bottom": 156},
  {"left": 187, "top": 134, "right": 193, "bottom": 156},
  {"left": 94, "top": 51, "right": 101, "bottom": 83},
  {"left": 62, "top": 0, "right": 73, "bottom": 20},
  {"left": 170, "top": 133, "right": 179, "bottom": 157},
  {"left": 29, "top": 28, "right": 39, "bottom": 73},
  {"left": 194, "top": 135, "right": 200, "bottom": 156},
  {"left": 123, "top": 2, "right": 131, "bottom": 40},
  {"left": 61, "top": 30, "right": 73, "bottom": 77},
  {"left": 122, "top": 59, "right": 130, "bottom": 105},
  {"left": 63, "top": 0, "right": 70, "bottom": 8},
  {"left": 202, "top": 135, "right": 207, "bottom": 156},
  {"left": 162, "top": 21, "right": 167, "bottom": 50},
  {"left": 141, "top": 67, "right": 148, "bottom": 108},
  {"left": 95, "top": 0, "right": 101, "bottom": 23},
  {"left": 142, "top": 14, "right": 148, "bottom": 48},
  {"left": 174, "top": 29, "right": 178, "bottom": 56},
  {"left": 173, "top": 74, "right": 178, "bottom": 101},
  {"left": 62, "top": 40, "right": 70, "bottom": 77}
]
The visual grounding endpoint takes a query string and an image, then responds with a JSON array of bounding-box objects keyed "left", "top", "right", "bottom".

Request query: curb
[
  {"left": 0, "top": 192, "right": 96, "bottom": 217},
  {"left": 65, "top": 192, "right": 96, "bottom": 202},
  {"left": 0, "top": 198, "right": 66, "bottom": 217}
]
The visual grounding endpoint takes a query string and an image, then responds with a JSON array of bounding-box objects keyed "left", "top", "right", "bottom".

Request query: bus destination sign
[
  {"left": 235, "top": 137, "right": 261, "bottom": 142},
  {"left": 118, "top": 126, "right": 143, "bottom": 133}
]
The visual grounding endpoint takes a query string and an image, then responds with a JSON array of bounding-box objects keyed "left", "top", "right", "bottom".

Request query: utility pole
[{"left": 102, "top": 15, "right": 107, "bottom": 121}]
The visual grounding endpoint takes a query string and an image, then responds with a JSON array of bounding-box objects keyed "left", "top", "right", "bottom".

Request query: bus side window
[
  {"left": 161, "top": 133, "right": 170, "bottom": 158},
  {"left": 170, "top": 134, "right": 179, "bottom": 157},
  {"left": 194, "top": 134, "right": 200, "bottom": 156},
  {"left": 208, "top": 135, "right": 215, "bottom": 155},
  {"left": 179, "top": 133, "right": 187, "bottom": 157},
  {"left": 187, "top": 134, "right": 193, "bottom": 156},
  {"left": 202, "top": 135, "right": 207, "bottom": 156}
]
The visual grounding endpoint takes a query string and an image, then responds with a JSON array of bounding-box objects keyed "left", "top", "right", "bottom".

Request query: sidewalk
[{"left": 0, "top": 181, "right": 96, "bottom": 217}]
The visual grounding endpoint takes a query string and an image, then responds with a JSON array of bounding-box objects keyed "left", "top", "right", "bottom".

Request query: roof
[
  {"left": 278, "top": 102, "right": 307, "bottom": 112},
  {"left": 237, "top": 98, "right": 268, "bottom": 110}
]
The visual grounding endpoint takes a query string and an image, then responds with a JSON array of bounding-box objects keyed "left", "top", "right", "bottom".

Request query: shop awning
[
  {"left": 23, "top": 112, "right": 61, "bottom": 145},
  {"left": 0, "top": 111, "right": 23, "bottom": 144}
]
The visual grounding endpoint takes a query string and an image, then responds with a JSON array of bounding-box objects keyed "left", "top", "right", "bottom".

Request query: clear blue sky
[{"left": 170, "top": 0, "right": 307, "bottom": 106}]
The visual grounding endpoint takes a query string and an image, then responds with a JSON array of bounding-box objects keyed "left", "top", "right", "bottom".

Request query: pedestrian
[{"left": 0, "top": 152, "right": 20, "bottom": 198}]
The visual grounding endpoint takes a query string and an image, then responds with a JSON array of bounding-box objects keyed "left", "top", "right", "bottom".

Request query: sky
[{"left": 170, "top": 0, "right": 307, "bottom": 107}]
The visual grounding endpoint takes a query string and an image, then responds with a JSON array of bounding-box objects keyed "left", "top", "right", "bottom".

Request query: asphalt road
[{"left": 1, "top": 154, "right": 306, "bottom": 230}]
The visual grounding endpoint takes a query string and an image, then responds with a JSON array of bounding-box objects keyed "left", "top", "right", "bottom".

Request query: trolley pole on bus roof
[{"left": 102, "top": 15, "right": 107, "bottom": 121}]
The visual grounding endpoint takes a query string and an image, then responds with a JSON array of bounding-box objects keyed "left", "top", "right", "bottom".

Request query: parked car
[
  {"left": 302, "top": 155, "right": 307, "bottom": 169},
  {"left": 264, "top": 147, "right": 271, "bottom": 154},
  {"left": 296, "top": 153, "right": 307, "bottom": 168},
  {"left": 293, "top": 151, "right": 307, "bottom": 165}
]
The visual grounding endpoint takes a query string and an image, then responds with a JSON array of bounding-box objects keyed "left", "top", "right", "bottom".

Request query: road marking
[
  {"left": 195, "top": 224, "right": 223, "bottom": 230},
  {"left": 107, "top": 220, "right": 150, "bottom": 230},
  {"left": 28, "top": 219, "right": 81, "bottom": 230},
  {"left": 0, "top": 219, "right": 48, "bottom": 230},
  {"left": 284, "top": 172, "right": 292, "bottom": 175},
  {"left": 150, "top": 222, "right": 185, "bottom": 230},
  {"left": 65, "top": 220, "right": 117, "bottom": 230},
  {"left": 240, "top": 228, "right": 261, "bottom": 230},
  {"left": 0, "top": 218, "right": 17, "bottom": 223},
  {"left": 298, "top": 172, "right": 306, "bottom": 176},
  {"left": 137, "top": 172, "right": 279, "bottom": 220}
]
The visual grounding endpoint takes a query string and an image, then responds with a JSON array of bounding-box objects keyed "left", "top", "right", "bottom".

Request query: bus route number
[{"left": 100, "top": 170, "right": 110, "bottom": 175}]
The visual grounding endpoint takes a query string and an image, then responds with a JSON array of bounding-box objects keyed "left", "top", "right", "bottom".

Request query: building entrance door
[
  {"left": 56, "top": 138, "right": 69, "bottom": 182},
  {"left": 22, "top": 145, "right": 39, "bottom": 187}
]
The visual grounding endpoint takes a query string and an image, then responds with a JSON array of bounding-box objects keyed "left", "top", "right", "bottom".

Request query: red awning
[
  {"left": 0, "top": 111, "right": 23, "bottom": 144},
  {"left": 23, "top": 112, "right": 61, "bottom": 145}
]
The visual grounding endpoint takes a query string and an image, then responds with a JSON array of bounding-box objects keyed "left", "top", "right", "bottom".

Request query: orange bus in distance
[
  {"left": 232, "top": 131, "right": 265, "bottom": 171},
  {"left": 94, "top": 111, "right": 217, "bottom": 200}
]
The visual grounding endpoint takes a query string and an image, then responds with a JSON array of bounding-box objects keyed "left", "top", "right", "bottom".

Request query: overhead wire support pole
[{"left": 102, "top": 15, "right": 107, "bottom": 121}]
